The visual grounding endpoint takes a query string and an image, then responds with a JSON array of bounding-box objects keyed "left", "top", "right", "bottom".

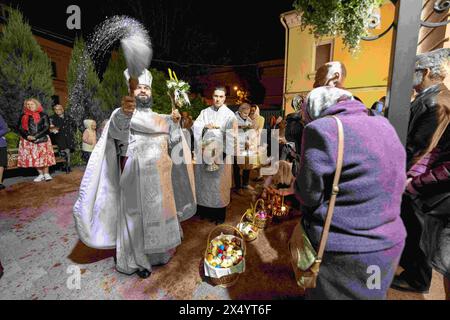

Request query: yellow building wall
[{"left": 283, "top": 2, "right": 395, "bottom": 114}]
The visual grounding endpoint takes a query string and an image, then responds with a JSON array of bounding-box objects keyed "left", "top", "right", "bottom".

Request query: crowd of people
[
  {"left": 0, "top": 100, "right": 104, "bottom": 184},
  {"left": 278, "top": 51, "right": 449, "bottom": 300},
  {"left": 0, "top": 49, "right": 449, "bottom": 300}
]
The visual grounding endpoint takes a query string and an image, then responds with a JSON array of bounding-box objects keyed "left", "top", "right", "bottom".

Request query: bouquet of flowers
[{"left": 167, "top": 68, "right": 191, "bottom": 108}]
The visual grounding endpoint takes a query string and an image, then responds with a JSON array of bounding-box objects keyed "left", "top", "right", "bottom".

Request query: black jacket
[
  {"left": 49, "top": 114, "right": 76, "bottom": 151},
  {"left": 409, "top": 123, "right": 450, "bottom": 214},
  {"left": 18, "top": 112, "right": 50, "bottom": 144},
  {"left": 285, "top": 111, "right": 304, "bottom": 155},
  {"left": 406, "top": 84, "right": 441, "bottom": 169}
]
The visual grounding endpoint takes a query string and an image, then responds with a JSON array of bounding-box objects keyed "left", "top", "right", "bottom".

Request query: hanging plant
[{"left": 293, "top": 0, "right": 385, "bottom": 51}]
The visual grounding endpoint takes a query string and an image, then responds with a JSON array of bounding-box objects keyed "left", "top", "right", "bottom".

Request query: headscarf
[
  {"left": 249, "top": 105, "right": 260, "bottom": 121},
  {"left": 304, "top": 86, "right": 353, "bottom": 124},
  {"left": 21, "top": 100, "right": 43, "bottom": 131},
  {"left": 83, "top": 119, "right": 96, "bottom": 130}
]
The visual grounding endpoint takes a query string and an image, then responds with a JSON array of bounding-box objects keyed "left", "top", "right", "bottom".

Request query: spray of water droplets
[{"left": 68, "top": 16, "right": 152, "bottom": 126}]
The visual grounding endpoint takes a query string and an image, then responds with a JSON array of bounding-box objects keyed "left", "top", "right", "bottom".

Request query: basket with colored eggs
[{"left": 203, "top": 225, "right": 246, "bottom": 287}]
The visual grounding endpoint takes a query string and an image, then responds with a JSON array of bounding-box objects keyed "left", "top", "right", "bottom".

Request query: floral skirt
[{"left": 17, "top": 137, "right": 56, "bottom": 168}]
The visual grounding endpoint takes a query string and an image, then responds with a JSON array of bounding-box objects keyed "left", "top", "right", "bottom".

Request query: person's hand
[
  {"left": 50, "top": 126, "right": 59, "bottom": 134},
  {"left": 27, "top": 135, "right": 36, "bottom": 141},
  {"left": 171, "top": 109, "right": 181, "bottom": 123},
  {"left": 205, "top": 123, "right": 216, "bottom": 129},
  {"left": 405, "top": 178, "right": 413, "bottom": 189},
  {"left": 121, "top": 96, "right": 136, "bottom": 115},
  {"left": 279, "top": 137, "right": 287, "bottom": 144},
  {"left": 405, "top": 177, "right": 417, "bottom": 196}
]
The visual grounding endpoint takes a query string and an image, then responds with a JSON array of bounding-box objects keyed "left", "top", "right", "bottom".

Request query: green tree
[
  {"left": 150, "top": 68, "right": 172, "bottom": 114},
  {"left": 67, "top": 36, "right": 105, "bottom": 127},
  {"left": 67, "top": 37, "right": 105, "bottom": 167},
  {"left": 98, "top": 49, "right": 128, "bottom": 112},
  {"left": 180, "top": 94, "right": 207, "bottom": 120},
  {"left": 150, "top": 68, "right": 207, "bottom": 118},
  {"left": 0, "top": 8, "right": 54, "bottom": 129}
]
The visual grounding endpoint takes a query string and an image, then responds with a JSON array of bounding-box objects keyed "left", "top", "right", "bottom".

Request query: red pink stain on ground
[
  {"left": 117, "top": 278, "right": 153, "bottom": 300},
  {"left": 0, "top": 192, "right": 78, "bottom": 231},
  {"left": 53, "top": 192, "right": 78, "bottom": 229},
  {"left": 116, "top": 276, "right": 175, "bottom": 300}
]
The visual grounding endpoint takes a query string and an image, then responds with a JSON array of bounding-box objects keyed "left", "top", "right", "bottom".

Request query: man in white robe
[
  {"left": 73, "top": 69, "right": 196, "bottom": 278},
  {"left": 193, "top": 87, "right": 237, "bottom": 224}
]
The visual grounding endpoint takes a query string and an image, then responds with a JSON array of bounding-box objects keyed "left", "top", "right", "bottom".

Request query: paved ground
[{"left": 0, "top": 168, "right": 446, "bottom": 300}]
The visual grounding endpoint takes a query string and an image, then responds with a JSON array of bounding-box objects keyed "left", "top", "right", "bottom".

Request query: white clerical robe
[
  {"left": 73, "top": 107, "right": 196, "bottom": 274},
  {"left": 193, "top": 105, "right": 237, "bottom": 208}
]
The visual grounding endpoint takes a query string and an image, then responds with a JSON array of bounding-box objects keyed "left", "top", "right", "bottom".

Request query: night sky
[{"left": 1, "top": 0, "right": 294, "bottom": 66}]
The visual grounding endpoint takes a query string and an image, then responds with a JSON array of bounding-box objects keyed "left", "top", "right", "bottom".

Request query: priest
[{"left": 73, "top": 69, "right": 196, "bottom": 278}]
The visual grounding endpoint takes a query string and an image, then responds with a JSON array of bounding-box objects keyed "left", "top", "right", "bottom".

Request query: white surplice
[{"left": 192, "top": 105, "right": 237, "bottom": 208}]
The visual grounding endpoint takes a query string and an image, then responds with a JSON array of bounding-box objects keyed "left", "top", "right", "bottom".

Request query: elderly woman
[
  {"left": 17, "top": 99, "right": 56, "bottom": 182},
  {"left": 313, "top": 61, "right": 347, "bottom": 88},
  {"left": 294, "top": 87, "right": 407, "bottom": 300}
]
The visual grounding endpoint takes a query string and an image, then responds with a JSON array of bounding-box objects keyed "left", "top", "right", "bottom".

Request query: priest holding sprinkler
[{"left": 73, "top": 21, "right": 196, "bottom": 279}]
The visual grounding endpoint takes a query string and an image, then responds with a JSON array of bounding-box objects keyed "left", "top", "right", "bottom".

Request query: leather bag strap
[{"left": 316, "top": 116, "right": 344, "bottom": 261}]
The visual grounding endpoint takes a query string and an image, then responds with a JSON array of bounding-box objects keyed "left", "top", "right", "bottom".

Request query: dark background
[{"left": 1, "top": 0, "right": 294, "bottom": 65}]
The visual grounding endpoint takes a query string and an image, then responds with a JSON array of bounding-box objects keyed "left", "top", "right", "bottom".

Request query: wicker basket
[
  {"left": 7, "top": 151, "right": 18, "bottom": 168},
  {"left": 253, "top": 199, "right": 271, "bottom": 229},
  {"left": 237, "top": 212, "right": 259, "bottom": 242},
  {"left": 244, "top": 203, "right": 255, "bottom": 222},
  {"left": 271, "top": 194, "right": 290, "bottom": 219},
  {"left": 204, "top": 224, "right": 246, "bottom": 288}
]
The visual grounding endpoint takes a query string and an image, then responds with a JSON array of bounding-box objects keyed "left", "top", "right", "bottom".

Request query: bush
[
  {"left": 179, "top": 94, "right": 208, "bottom": 120},
  {"left": 70, "top": 129, "right": 84, "bottom": 167},
  {"left": 5, "top": 131, "right": 20, "bottom": 149}
]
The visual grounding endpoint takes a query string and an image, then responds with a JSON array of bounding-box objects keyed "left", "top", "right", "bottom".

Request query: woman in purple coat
[{"left": 295, "top": 87, "right": 407, "bottom": 299}]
